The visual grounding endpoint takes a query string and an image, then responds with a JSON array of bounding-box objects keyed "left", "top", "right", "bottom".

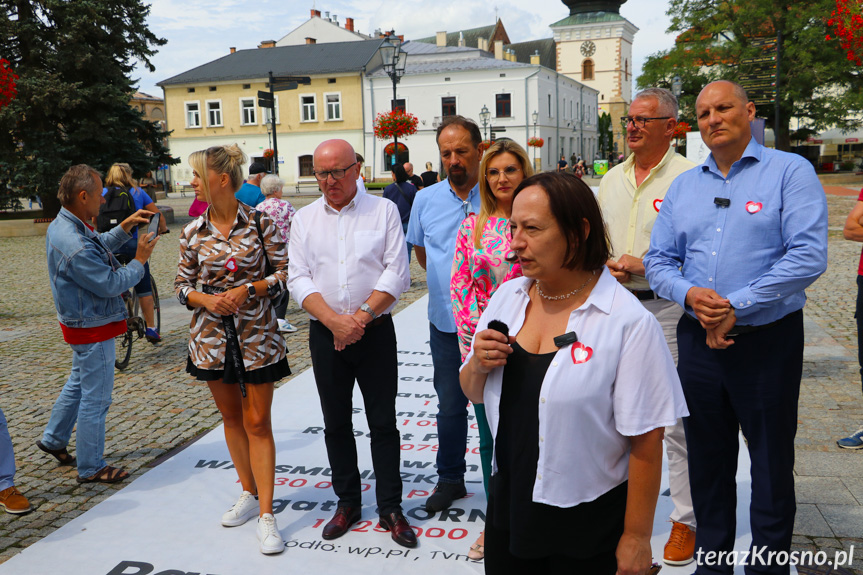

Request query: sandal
[
  {"left": 36, "top": 440, "right": 76, "bottom": 466},
  {"left": 76, "top": 465, "right": 129, "bottom": 484},
  {"left": 468, "top": 531, "right": 485, "bottom": 560}
]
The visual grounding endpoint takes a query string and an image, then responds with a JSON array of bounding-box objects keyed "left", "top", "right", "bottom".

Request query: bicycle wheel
[
  {"left": 115, "top": 292, "right": 135, "bottom": 370},
  {"left": 150, "top": 277, "right": 161, "bottom": 334}
]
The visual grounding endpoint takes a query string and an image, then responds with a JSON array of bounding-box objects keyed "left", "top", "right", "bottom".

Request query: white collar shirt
[
  {"left": 287, "top": 191, "right": 409, "bottom": 319},
  {"left": 597, "top": 147, "right": 695, "bottom": 290},
  {"left": 463, "top": 268, "right": 688, "bottom": 507}
]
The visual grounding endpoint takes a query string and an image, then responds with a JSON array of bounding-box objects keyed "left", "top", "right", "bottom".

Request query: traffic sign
[
  {"left": 489, "top": 126, "right": 507, "bottom": 133},
  {"left": 271, "top": 75, "right": 310, "bottom": 92},
  {"left": 258, "top": 91, "right": 274, "bottom": 108}
]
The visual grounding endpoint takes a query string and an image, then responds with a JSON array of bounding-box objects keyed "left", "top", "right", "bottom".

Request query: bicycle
[{"left": 114, "top": 254, "right": 161, "bottom": 370}]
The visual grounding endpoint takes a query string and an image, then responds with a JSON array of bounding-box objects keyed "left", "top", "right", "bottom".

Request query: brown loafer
[
  {"left": 322, "top": 506, "right": 361, "bottom": 540},
  {"left": 378, "top": 510, "right": 418, "bottom": 548}
]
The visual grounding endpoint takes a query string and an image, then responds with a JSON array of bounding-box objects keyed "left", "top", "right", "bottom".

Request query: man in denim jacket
[{"left": 37, "top": 165, "right": 158, "bottom": 484}]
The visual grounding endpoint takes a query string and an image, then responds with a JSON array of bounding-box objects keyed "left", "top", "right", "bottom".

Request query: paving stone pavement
[{"left": 2, "top": 190, "right": 863, "bottom": 573}]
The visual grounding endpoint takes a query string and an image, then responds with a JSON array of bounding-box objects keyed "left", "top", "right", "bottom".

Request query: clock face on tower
[{"left": 581, "top": 40, "right": 596, "bottom": 57}]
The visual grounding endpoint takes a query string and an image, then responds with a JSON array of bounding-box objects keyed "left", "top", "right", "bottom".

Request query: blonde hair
[
  {"left": 188, "top": 144, "right": 246, "bottom": 220},
  {"left": 105, "top": 163, "right": 134, "bottom": 189},
  {"left": 474, "top": 140, "right": 533, "bottom": 249}
]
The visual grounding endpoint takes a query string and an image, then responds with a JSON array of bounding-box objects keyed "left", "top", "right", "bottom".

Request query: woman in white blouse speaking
[{"left": 460, "top": 172, "right": 687, "bottom": 575}]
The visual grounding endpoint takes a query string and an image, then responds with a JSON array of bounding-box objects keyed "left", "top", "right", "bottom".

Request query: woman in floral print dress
[
  {"left": 450, "top": 139, "right": 533, "bottom": 560},
  {"left": 174, "top": 144, "right": 290, "bottom": 555}
]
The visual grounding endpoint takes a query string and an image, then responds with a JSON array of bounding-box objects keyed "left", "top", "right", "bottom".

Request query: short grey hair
[
  {"left": 634, "top": 87, "right": 679, "bottom": 120},
  {"left": 260, "top": 174, "right": 284, "bottom": 196}
]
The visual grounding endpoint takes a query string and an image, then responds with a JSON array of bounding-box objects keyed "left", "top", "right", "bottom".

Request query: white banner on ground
[{"left": 1, "top": 296, "right": 774, "bottom": 575}]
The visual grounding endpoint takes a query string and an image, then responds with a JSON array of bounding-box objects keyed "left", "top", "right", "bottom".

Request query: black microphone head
[{"left": 487, "top": 320, "right": 509, "bottom": 337}]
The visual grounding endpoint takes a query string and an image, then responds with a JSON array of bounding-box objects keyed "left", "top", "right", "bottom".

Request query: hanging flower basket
[
  {"left": 673, "top": 121, "right": 692, "bottom": 140},
  {"left": 384, "top": 142, "right": 408, "bottom": 155},
  {"left": 263, "top": 148, "right": 275, "bottom": 158},
  {"left": 828, "top": 0, "right": 863, "bottom": 66},
  {"left": 0, "top": 59, "right": 18, "bottom": 109},
  {"left": 527, "top": 137, "right": 545, "bottom": 148},
  {"left": 374, "top": 109, "right": 419, "bottom": 140},
  {"left": 479, "top": 140, "right": 492, "bottom": 152}
]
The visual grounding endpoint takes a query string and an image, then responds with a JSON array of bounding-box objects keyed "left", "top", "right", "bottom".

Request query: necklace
[{"left": 536, "top": 270, "right": 596, "bottom": 301}]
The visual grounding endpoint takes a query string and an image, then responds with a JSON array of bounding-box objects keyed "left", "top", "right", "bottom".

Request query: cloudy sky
[{"left": 134, "top": 0, "right": 678, "bottom": 96}]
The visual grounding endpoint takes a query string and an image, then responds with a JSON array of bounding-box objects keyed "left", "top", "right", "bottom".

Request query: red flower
[
  {"left": 0, "top": 59, "right": 18, "bottom": 109},
  {"left": 374, "top": 109, "right": 419, "bottom": 140}
]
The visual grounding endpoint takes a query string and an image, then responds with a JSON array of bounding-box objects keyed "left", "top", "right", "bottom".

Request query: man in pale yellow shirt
[{"left": 596, "top": 87, "right": 697, "bottom": 566}]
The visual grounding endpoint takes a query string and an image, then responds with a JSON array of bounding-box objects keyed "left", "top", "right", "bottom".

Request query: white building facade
[{"left": 363, "top": 43, "right": 599, "bottom": 180}]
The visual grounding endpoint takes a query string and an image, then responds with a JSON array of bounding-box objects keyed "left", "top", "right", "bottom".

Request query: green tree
[
  {"left": 637, "top": 0, "right": 863, "bottom": 151},
  {"left": 598, "top": 112, "right": 613, "bottom": 158},
  {"left": 0, "top": 0, "right": 177, "bottom": 216}
]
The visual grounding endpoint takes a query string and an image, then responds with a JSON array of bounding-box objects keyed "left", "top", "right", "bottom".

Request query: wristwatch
[
  {"left": 245, "top": 283, "right": 256, "bottom": 298},
  {"left": 360, "top": 303, "right": 378, "bottom": 320}
]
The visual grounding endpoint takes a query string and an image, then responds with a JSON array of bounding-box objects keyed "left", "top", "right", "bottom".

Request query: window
[
  {"left": 325, "top": 93, "right": 342, "bottom": 121},
  {"left": 384, "top": 143, "right": 409, "bottom": 169},
  {"left": 263, "top": 95, "right": 280, "bottom": 124},
  {"left": 299, "top": 155, "right": 314, "bottom": 177},
  {"left": 242, "top": 84, "right": 250, "bottom": 89},
  {"left": 206, "top": 100, "right": 222, "bottom": 127},
  {"left": 240, "top": 98, "right": 256, "bottom": 125},
  {"left": 547, "top": 94, "right": 552, "bottom": 118},
  {"left": 495, "top": 93, "right": 511, "bottom": 118},
  {"left": 442, "top": 96, "right": 456, "bottom": 117},
  {"left": 185, "top": 101, "right": 201, "bottom": 128},
  {"left": 328, "top": 78, "right": 336, "bottom": 84},
  {"left": 582, "top": 59, "right": 595, "bottom": 81},
  {"left": 209, "top": 86, "right": 217, "bottom": 92},
  {"left": 391, "top": 98, "right": 406, "bottom": 112},
  {"left": 187, "top": 87, "right": 195, "bottom": 93},
  {"left": 301, "top": 95, "right": 317, "bottom": 122}
]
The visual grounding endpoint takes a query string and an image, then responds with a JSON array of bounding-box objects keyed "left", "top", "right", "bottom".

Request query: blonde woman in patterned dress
[
  {"left": 174, "top": 144, "right": 290, "bottom": 555},
  {"left": 450, "top": 139, "right": 532, "bottom": 560}
]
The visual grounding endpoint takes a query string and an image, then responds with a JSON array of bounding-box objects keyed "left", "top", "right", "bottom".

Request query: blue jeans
[
  {"left": 428, "top": 324, "right": 468, "bottom": 483},
  {"left": 0, "top": 407, "right": 15, "bottom": 491},
  {"left": 41, "top": 339, "right": 116, "bottom": 478},
  {"left": 402, "top": 222, "right": 413, "bottom": 262}
]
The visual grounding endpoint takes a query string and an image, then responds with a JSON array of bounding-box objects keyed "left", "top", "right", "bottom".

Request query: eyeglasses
[
  {"left": 620, "top": 116, "right": 672, "bottom": 129},
  {"left": 313, "top": 162, "right": 357, "bottom": 182},
  {"left": 487, "top": 166, "right": 522, "bottom": 181}
]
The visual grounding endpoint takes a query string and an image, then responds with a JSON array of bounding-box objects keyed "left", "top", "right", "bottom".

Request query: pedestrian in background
[
  {"left": 421, "top": 161, "right": 440, "bottom": 188},
  {"left": 176, "top": 144, "right": 290, "bottom": 555},
  {"left": 383, "top": 163, "right": 417, "bottom": 261},
  {"left": 39, "top": 164, "right": 158, "bottom": 485},
  {"left": 0, "top": 407, "right": 31, "bottom": 515},
  {"left": 258, "top": 174, "right": 298, "bottom": 334},
  {"left": 235, "top": 161, "right": 268, "bottom": 207},
  {"left": 838, "top": 188, "right": 863, "bottom": 448}
]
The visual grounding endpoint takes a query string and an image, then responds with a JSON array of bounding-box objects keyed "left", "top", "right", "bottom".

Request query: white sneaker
[
  {"left": 278, "top": 319, "right": 298, "bottom": 333},
  {"left": 257, "top": 513, "right": 285, "bottom": 554},
  {"left": 221, "top": 491, "right": 259, "bottom": 527}
]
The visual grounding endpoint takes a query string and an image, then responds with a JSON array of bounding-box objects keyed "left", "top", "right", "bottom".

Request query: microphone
[
  {"left": 714, "top": 197, "right": 731, "bottom": 208},
  {"left": 553, "top": 331, "right": 578, "bottom": 348},
  {"left": 487, "top": 320, "right": 509, "bottom": 337}
]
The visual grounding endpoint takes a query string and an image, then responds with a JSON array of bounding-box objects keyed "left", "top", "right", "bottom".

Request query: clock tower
[{"left": 551, "top": 0, "right": 638, "bottom": 158}]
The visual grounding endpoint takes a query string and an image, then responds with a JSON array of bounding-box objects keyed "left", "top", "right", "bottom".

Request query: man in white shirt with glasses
[{"left": 288, "top": 139, "right": 414, "bottom": 549}]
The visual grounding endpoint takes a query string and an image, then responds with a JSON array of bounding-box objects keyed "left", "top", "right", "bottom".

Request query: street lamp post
[
  {"left": 671, "top": 75, "right": 683, "bottom": 99},
  {"left": 380, "top": 33, "right": 407, "bottom": 167},
  {"left": 480, "top": 105, "right": 490, "bottom": 141},
  {"left": 531, "top": 110, "right": 538, "bottom": 169}
]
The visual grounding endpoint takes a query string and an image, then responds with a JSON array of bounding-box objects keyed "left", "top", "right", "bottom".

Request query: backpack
[{"left": 96, "top": 186, "right": 136, "bottom": 232}]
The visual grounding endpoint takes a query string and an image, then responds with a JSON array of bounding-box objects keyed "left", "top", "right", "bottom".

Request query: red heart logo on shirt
[
  {"left": 225, "top": 257, "right": 238, "bottom": 272},
  {"left": 745, "top": 201, "right": 762, "bottom": 214},
  {"left": 653, "top": 198, "right": 663, "bottom": 212},
  {"left": 571, "top": 342, "right": 593, "bottom": 364}
]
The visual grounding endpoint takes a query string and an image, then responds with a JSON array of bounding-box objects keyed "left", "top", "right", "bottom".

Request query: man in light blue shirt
[
  {"left": 235, "top": 161, "right": 268, "bottom": 206},
  {"left": 645, "top": 81, "right": 827, "bottom": 574},
  {"left": 406, "top": 116, "right": 482, "bottom": 512}
]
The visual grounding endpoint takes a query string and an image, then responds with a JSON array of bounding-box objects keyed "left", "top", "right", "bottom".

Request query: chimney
[
  {"left": 306, "top": 37, "right": 316, "bottom": 45},
  {"left": 436, "top": 31, "right": 447, "bottom": 47},
  {"left": 311, "top": 9, "right": 321, "bottom": 18},
  {"left": 530, "top": 50, "right": 540, "bottom": 65},
  {"left": 458, "top": 31, "right": 465, "bottom": 47},
  {"left": 333, "top": 15, "right": 338, "bottom": 25},
  {"left": 259, "top": 40, "right": 276, "bottom": 49},
  {"left": 230, "top": 46, "right": 236, "bottom": 54},
  {"left": 324, "top": 11, "right": 330, "bottom": 20},
  {"left": 494, "top": 40, "right": 504, "bottom": 60},
  {"left": 345, "top": 17, "right": 354, "bottom": 32}
]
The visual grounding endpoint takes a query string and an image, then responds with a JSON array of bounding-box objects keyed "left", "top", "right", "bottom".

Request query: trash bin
[{"left": 594, "top": 160, "right": 609, "bottom": 176}]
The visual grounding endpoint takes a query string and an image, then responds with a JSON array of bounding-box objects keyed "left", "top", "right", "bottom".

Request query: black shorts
[{"left": 186, "top": 355, "right": 291, "bottom": 385}]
